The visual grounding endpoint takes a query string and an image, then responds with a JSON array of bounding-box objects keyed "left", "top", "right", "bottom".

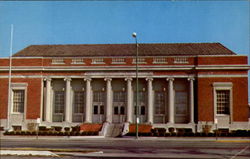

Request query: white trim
[
  {"left": 213, "top": 82, "right": 233, "bottom": 123},
  {"left": 10, "top": 83, "right": 28, "bottom": 118},
  {"left": 0, "top": 74, "right": 247, "bottom": 79},
  {"left": 198, "top": 74, "right": 248, "bottom": 78},
  {"left": 0, "top": 75, "right": 43, "bottom": 78},
  {"left": 196, "top": 65, "right": 250, "bottom": 70}
]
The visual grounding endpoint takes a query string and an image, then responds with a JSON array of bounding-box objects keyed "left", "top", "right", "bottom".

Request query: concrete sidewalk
[{"left": 0, "top": 134, "right": 249, "bottom": 142}]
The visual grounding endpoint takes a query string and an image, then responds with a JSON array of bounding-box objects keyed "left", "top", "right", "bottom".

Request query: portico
[{"left": 42, "top": 76, "right": 195, "bottom": 127}]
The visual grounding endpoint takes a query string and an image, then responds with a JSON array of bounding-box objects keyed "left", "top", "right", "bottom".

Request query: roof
[{"left": 13, "top": 43, "right": 236, "bottom": 57}]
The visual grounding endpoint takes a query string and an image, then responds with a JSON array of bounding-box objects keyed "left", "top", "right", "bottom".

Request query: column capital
[
  {"left": 84, "top": 77, "right": 92, "bottom": 82},
  {"left": 104, "top": 77, "right": 112, "bottom": 82},
  {"left": 125, "top": 77, "right": 133, "bottom": 82},
  {"left": 146, "top": 77, "right": 153, "bottom": 82},
  {"left": 64, "top": 77, "right": 72, "bottom": 82},
  {"left": 188, "top": 77, "right": 195, "bottom": 81},
  {"left": 166, "top": 77, "right": 174, "bottom": 81},
  {"left": 44, "top": 77, "right": 52, "bottom": 81}
]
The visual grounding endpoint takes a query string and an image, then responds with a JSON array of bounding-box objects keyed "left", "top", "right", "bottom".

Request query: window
[
  {"left": 93, "top": 91, "right": 105, "bottom": 102},
  {"left": 216, "top": 90, "right": 230, "bottom": 115},
  {"left": 13, "top": 90, "right": 24, "bottom": 113},
  {"left": 174, "top": 57, "right": 188, "bottom": 64},
  {"left": 213, "top": 82, "right": 232, "bottom": 117},
  {"left": 112, "top": 58, "right": 125, "bottom": 64},
  {"left": 94, "top": 105, "right": 98, "bottom": 114},
  {"left": 141, "top": 106, "right": 146, "bottom": 115},
  {"left": 120, "top": 106, "right": 125, "bottom": 115},
  {"left": 94, "top": 105, "right": 104, "bottom": 115},
  {"left": 153, "top": 58, "right": 167, "bottom": 64},
  {"left": 54, "top": 91, "right": 65, "bottom": 114},
  {"left": 72, "top": 58, "right": 84, "bottom": 64},
  {"left": 100, "top": 105, "right": 104, "bottom": 114},
  {"left": 134, "top": 91, "right": 146, "bottom": 102},
  {"left": 154, "top": 91, "right": 166, "bottom": 115},
  {"left": 113, "top": 91, "right": 125, "bottom": 102},
  {"left": 92, "top": 58, "right": 105, "bottom": 64},
  {"left": 114, "top": 107, "right": 119, "bottom": 115},
  {"left": 52, "top": 58, "right": 64, "bottom": 64},
  {"left": 74, "top": 91, "right": 84, "bottom": 113}
]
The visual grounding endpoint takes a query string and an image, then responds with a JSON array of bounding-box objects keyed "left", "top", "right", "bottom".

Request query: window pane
[
  {"left": 120, "top": 106, "right": 125, "bottom": 115},
  {"left": 216, "top": 90, "right": 230, "bottom": 114},
  {"left": 154, "top": 91, "right": 166, "bottom": 115},
  {"left": 100, "top": 105, "right": 104, "bottom": 114},
  {"left": 141, "top": 106, "right": 145, "bottom": 115},
  {"left": 54, "top": 91, "right": 65, "bottom": 114},
  {"left": 114, "top": 107, "right": 119, "bottom": 115},
  {"left": 13, "top": 90, "right": 24, "bottom": 113},
  {"left": 74, "top": 91, "right": 84, "bottom": 113},
  {"left": 94, "top": 105, "right": 98, "bottom": 114}
]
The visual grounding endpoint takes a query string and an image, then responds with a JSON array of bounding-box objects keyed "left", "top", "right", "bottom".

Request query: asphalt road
[{"left": 1, "top": 138, "right": 250, "bottom": 159}]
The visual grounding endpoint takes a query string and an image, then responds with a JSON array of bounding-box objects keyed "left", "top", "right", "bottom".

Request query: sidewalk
[{"left": 1, "top": 134, "right": 249, "bottom": 142}]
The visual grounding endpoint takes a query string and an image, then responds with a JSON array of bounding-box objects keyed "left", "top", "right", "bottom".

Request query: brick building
[{"left": 0, "top": 43, "right": 249, "bottom": 133}]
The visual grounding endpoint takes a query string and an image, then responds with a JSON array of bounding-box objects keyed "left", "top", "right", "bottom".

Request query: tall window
[
  {"left": 113, "top": 91, "right": 125, "bottom": 102},
  {"left": 74, "top": 91, "right": 84, "bottom": 113},
  {"left": 154, "top": 91, "right": 166, "bottom": 115},
  {"left": 13, "top": 90, "right": 24, "bottom": 113},
  {"left": 93, "top": 91, "right": 105, "bottom": 102},
  {"left": 216, "top": 90, "right": 230, "bottom": 114},
  {"left": 54, "top": 91, "right": 65, "bottom": 114}
]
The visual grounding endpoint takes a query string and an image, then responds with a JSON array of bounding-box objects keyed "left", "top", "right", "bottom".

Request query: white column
[
  {"left": 44, "top": 78, "right": 52, "bottom": 122},
  {"left": 84, "top": 78, "right": 92, "bottom": 123},
  {"left": 64, "top": 77, "right": 72, "bottom": 123},
  {"left": 167, "top": 77, "right": 175, "bottom": 124},
  {"left": 105, "top": 78, "right": 112, "bottom": 123},
  {"left": 125, "top": 78, "right": 133, "bottom": 123},
  {"left": 146, "top": 77, "right": 154, "bottom": 124},
  {"left": 188, "top": 77, "right": 195, "bottom": 124}
]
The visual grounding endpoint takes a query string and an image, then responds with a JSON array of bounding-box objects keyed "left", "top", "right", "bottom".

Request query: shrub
[
  {"left": 177, "top": 128, "right": 185, "bottom": 137},
  {"left": 53, "top": 126, "right": 62, "bottom": 132},
  {"left": 71, "top": 126, "right": 80, "bottom": 132},
  {"left": 64, "top": 131, "right": 70, "bottom": 136},
  {"left": 38, "top": 126, "right": 47, "bottom": 131},
  {"left": 64, "top": 127, "right": 70, "bottom": 132},
  {"left": 168, "top": 127, "right": 175, "bottom": 133}
]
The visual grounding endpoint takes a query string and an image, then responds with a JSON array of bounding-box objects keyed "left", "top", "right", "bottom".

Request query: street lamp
[{"left": 132, "top": 32, "right": 139, "bottom": 139}]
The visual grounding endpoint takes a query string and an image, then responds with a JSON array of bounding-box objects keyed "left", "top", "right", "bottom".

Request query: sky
[{"left": 0, "top": 1, "right": 249, "bottom": 100}]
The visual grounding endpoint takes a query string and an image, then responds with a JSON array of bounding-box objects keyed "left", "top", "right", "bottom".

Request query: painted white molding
[{"left": 198, "top": 74, "right": 248, "bottom": 78}]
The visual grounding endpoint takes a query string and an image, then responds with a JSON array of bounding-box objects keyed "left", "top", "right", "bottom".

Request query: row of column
[{"left": 44, "top": 77, "right": 195, "bottom": 124}]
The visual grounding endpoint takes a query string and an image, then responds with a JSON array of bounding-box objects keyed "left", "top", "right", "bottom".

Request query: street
[{"left": 0, "top": 138, "right": 250, "bottom": 158}]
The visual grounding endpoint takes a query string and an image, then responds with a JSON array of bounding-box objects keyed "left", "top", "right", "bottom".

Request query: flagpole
[{"left": 7, "top": 24, "right": 14, "bottom": 131}]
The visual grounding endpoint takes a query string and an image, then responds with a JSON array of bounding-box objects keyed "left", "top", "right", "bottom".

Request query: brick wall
[
  {"left": 0, "top": 78, "right": 42, "bottom": 119},
  {"left": 197, "top": 77, "right": 249, "bottom": 122}
]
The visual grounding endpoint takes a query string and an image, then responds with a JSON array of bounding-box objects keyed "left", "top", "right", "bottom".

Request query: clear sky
[{"left": 0, "top": 1, "right": 249, "bottom": 100}]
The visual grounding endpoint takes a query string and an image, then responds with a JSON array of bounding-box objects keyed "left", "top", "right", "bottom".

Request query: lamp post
[{"left": 132, "top": 32, "right": 139, "bottom": 139}]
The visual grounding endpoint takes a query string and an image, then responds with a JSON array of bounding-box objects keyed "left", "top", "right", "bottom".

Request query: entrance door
[
  {"left": 92, "top": 91, "right": 105, "bottom": 123},
  {"left": 134, "top": 91, "right": 147, "bottom": 123},
  {"left": 113, "top": 91, "right": 126, "bottom": 123}
]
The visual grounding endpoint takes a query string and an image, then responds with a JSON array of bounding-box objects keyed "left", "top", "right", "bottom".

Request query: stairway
[{"left": 106, "top": 123, "right": 124, "bottom": 137}]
